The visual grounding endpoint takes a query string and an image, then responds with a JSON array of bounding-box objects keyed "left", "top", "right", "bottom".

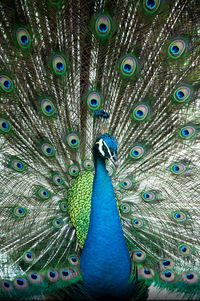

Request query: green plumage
[{"left": 0, "top": 0, "right": 200, "bottom": 300}]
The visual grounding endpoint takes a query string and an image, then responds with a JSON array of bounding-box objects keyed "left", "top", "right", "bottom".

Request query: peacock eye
[
  {"left": 131, "top": 218, "right": 144, "bottom": 228},
  {"left": 182, "top": 272, "right": 199, "bottom": 284},
  {"left": 14, "top": 277, "right": 28, "bottom": 290},
  {"left": 66, "top": 133, "right": 80, "bottom": 149},
  {"left": 141, "top": 191, "right": 156, "bottom": 202},
  {"left": 130, "top": 145, "right": 145, "bottom": 159},
  {"left": 41, "top": 143, "right": 55, "bottom": 157},
  {"left": 160, "top": 270, "right": 175, "bottom": 282},
  {"left": 37, "top": 187, "right": 51, "bottom": 200},
  {"left": 0, "top": 75, "right": 14, "bottom": 92},
  {"left": 159, "top": 258, "right": 174, "bottom": 270},
  {"left": 28, "top": 272, "right": 43, "bottom": 284},
  {"left": 9, "top": 158, "right": 26, "bottom": 172},
  {"left": 87, "top": 91, "right": 101, "bottom": 110},
  {"left": 133, "top": 104, "right": 149, "bottom": 121},
  {"left": 132, "top": 250, "right": 146, "bottom": 262},
  {"left": 24, "top": 251, "right": 35, "bottom": 263},
  {"left": 41, "top": 98, "right": 55, "bottom": 116},
  {"left": 170, "top": 162, "right": 187, "bottom": 175},
  {"left": 1, "top": 280, "right": 13, "bottom": 292},
  {"left": 115, "top": 191, "right": 123, "bottom": 201},
  {"left": 52, "top": 217, "right": 64, "bottom": 229},
  {"left": 0, "top": 119, "right": 12, "bottom": 133},
  {"left": 120, "top": 55, "right": 137, "bottom": 78},
  {"left": 143, "top": 0, "right": 160, "bottom": 13},
  {"left": 168, "top": 39, "right": 186, "bottom": 59},
  {"left": 52, "top": 54, "right": 67, "bottom": 75},
  {"left": 60, "top": 269, "right": 72, "bottom": 280},
  {"left": 12, "top": 206, "right": 27, "bottom": 218},
  {"left": 69, "top": 165, "right": 79, "bottom": 177},
  {"left": 95, "top": 15, "right": 111, "bottom": 38},
  {"left": 59, "top": 200, "right": 68, "bottom": 212},
  {"left": 52, "top": 174, "right": 63, "bottom": 185},
  {"left": 138, "top": 267, "right": 155, "bottom": 279},
  {"left": 172, "top": 210, "right": 187, "bottom": 222},
  {"left": 179, "top": 125, "right": 197, "bottom": 140},
  {"left": 178, "top": 244, "right": 191, "bottom": 256},
  {"left": 47, "top": 270, "right": 59, "bottom": 282},
  {"left": 120, "top": 203, "right": 130, "bottom": 213},
  {"left": 120, "top": 178, "right": 133, "bottom": 190},
  {"left": 173, "top": 86, "right": 192, "bottom": 103},
  {"left": 16, "top": 28, "right": 31, "bottom": 48},
  {"left": 68, "top": 255, "right": 79, "bottom": 265},
  {"left": 83, "top": 159, "right": 94, "bottom": 171}
]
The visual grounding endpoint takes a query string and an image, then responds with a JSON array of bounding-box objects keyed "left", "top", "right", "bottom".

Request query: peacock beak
[{"left": 110, "top": 152, "right": 119, "bottom": 168}]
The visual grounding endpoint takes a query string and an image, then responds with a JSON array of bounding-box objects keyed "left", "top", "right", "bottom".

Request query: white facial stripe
[
  {"left": 96, "top": 139, "right": 112, "bottom": 158},
  {"left": 96, "top": 139, "right": 104, "bottom": 156},
  {"left": 103, "top": 140, "right": 112, "bottom": 158}
]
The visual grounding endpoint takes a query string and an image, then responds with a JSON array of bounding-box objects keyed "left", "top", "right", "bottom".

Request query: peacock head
[{"left": 94, "top": 133, "right": 118, "bottom": 167}]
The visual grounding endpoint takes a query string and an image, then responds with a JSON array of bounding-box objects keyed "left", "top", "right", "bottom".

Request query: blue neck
[{"left": 80, "top": 150, "right": 131, "bottom": 299}]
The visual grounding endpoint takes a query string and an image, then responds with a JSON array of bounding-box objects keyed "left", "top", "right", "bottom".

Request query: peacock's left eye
[
  {"left": 95, "top": 15, "right": 111, "bottom": 37},
  {"left": 16, "top": 28, "right": 31, "bottom": 48},
  {"left": 12, "top": 206, "right": 26, "bottom": 218},
  {"left": 0, "top": 119, "right": 12, "bottom": 133},
  {"left": 120, "top": 55, "right": 137, "bottom": 77},
  {"left": 182, "top": 272, "right": 199, "bottom": 284},
  {"left": 168, "top": 39, "right": 186, "bottom": 59},
  {"left": 173, "top": 86, "right": 192, "bottom": 103},
  {"left": 47, "top": 270, "right": 59, "bottom": 282},
  {"left": 87, "top": 91, "right": 101, "bottom": 110},
  {"left": 143, "top": 0, "right": 160, "bottom": 13},
  {"left": 52, "top": 217, "right": 64, "bottom": 229},
  {"left": 0, "top": 75, "right": 14, "bottom": 92},
  {"left": 14, "top": 277, "right": 28, "bottom": 290},
  {"left": 41, "top": 143, "right": 55, "bottom": 157},
  {"left": 52, "top": 54, "right": 67, "bottom": 75},
  {"left": 160, "top": 270, "right": 175, "bottom": 282},
  {"left": 178, "top": 244, "right": 191, "bottom": 256}
]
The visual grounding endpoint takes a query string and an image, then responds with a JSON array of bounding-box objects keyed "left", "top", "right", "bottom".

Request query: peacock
[{"left": 0, "top": 0, "right": 200, "bottom": 300}]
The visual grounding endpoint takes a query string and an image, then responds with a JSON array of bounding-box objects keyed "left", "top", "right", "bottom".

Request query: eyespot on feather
[
  {"left": 0, "top": 75, "right": 14, "bottom": 92},
  {"left": 16, "top": 28, "right": 31, "bottom": 48}
]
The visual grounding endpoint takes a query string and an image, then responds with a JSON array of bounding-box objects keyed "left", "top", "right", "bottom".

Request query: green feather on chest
[{"left": 68, "top": 171, "right": 121, "bottom": 249}]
